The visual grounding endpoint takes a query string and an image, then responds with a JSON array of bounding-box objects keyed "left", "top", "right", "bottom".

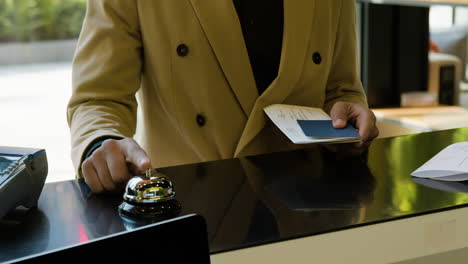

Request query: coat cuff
[{"left": 83, "top": 136, "right": 124, "bottom": 161}]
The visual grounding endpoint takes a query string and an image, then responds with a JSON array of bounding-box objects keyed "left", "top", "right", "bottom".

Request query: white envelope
[{"left": 412, "top": 142, "right": 468, "bottom": 181}]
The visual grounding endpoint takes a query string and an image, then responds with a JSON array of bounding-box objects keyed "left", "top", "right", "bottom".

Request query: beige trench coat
[{"left": 67, "top": 0, "right": 367, "bottom": 177}]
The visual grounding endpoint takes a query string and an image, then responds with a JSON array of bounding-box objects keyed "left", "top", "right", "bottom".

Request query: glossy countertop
[
  {"left": 2, "top": 128, "right": 468, "bottom": 262},
  {"left": 357, "top": 0, "right": 468, "bottom": 7}
]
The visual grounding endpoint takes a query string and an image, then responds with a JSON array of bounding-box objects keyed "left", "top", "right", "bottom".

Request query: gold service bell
[{"left": 118, "top": 168, "right": 181, "bottom": 220}]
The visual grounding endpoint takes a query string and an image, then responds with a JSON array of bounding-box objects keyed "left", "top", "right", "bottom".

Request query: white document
[
  {"left": 411, "top": 142, "right": 468, "bottom": 181},
  {"left": 263, "top": 104, "right": 356, "bottom": 144}
]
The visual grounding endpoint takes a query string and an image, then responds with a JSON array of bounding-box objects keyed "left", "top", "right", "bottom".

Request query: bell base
[{"left": 118, "top": 199, "right": 181, "bottom": 220}]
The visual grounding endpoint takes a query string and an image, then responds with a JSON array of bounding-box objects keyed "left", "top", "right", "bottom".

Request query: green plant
[{"left": 0, "top": 0, "right": 87, "bottom": 42}]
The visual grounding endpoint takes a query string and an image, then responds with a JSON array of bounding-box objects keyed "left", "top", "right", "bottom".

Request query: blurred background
[
  {"left": 0, "top": 0, "right": 85, "bottom": 182},
  {"left": 1, "top": 0, "right": 468, "bottom": 183}
]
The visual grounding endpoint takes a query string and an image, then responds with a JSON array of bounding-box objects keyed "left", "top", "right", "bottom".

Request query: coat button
[
  {"left": 196, "top": 114, "right": 206, "bottom": 127},
  {"left": 177, "top": 44, "right": 189, "bottom": 57},
  {"left": 312, "top": 52, "right": 322, "bottom": 65}
]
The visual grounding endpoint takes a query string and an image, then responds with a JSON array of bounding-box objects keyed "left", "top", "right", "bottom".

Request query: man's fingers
[
  {"left": 331, "top": 102, "right": 379, "bottom": 145},
  {"left": 120, "top": 138, "right": 152, "bottom": 174},
  {"left": 107, "top": 150, "right": 132, "bottom": 184},
  {"left": 91, "top": 149, "right": 117, "bottom": 192},
  {"left": 356, "top": 111, "right": 372, "bottom": 141},
  {"left": 81, "top": 138, "right": 152, "bottom": 194},
  {"left": 371, "top": 125, "right": 380, "bottom": 140},
  {"left": 355, "top": 110, "right": 378, "bottom": 143},
  {"left": 82, "top": 158, "right": 104, "bottom": 193},
  {"left": 330, "top": 102, "right": 350, "bottom": 128},
  {"left": 101, "top": 139, "right": 132, "bottom": 183}
]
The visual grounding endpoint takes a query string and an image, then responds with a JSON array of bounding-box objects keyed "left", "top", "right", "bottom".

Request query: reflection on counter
[
  {"left": 367, "top": 127, "right": 468, "bottom": 218},
  {"left": 164, "top": 144, "right": 376, "bottom": 252},
  {"left": 412, "top": 178, "right": 468, "bottom": 193},
  {"left": 239, "top": 146, "right": 376, "bottom": 243},
  {"left": 0, "top": 209, "right": 50, "bottom": 259}
]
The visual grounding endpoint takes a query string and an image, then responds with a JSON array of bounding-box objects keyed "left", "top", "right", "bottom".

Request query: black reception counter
[{"left": 2, "top": 128, "right": 468, "bottom": 262}]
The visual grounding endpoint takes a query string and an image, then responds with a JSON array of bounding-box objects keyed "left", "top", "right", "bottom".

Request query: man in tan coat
[{"left": 68, "top": 0, "right": 379, "bottom": 193}]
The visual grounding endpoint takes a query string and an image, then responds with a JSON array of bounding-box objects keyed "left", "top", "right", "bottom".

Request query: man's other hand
[
  {"left": 81, "top": 138, "right": 151, "bottom": 193},
  {"left": 330, "top": 101, "right": 379, "bottom": 147}
]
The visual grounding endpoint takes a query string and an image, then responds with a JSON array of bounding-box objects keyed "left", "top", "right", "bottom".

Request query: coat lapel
[
  {"left": 189, "top": 0, "right": 258, "bottom": 117},
  {"left": 235, "top": 0, "right": 317, "bottom": 156}
]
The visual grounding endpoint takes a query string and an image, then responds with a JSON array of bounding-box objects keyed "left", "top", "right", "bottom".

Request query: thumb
[
  {"left": 120, "top": 138, "right": 151, "bottom": 174},
  {"left": 330, "top": 102, "right": 350, "bottom": 128}
]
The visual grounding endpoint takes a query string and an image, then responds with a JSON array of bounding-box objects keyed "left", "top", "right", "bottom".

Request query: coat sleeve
[
  {"left": 323, "top": 0, "right": 368, "bottom": 114},
  {"left": 67, "top": 0, "right": 142, "bottom": 178}
]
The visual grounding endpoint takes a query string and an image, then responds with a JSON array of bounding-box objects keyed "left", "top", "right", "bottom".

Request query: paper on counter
[
  {"left": 411, "top": 142, "right": 468, "bottom": 181},
  {"left": 263, "top": 104, "right": 356, "bottom": 144}
]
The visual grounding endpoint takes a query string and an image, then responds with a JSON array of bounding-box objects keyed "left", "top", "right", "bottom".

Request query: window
[
  {"left": 429, "top": 5, "right": 468, "bottom": 29},
  {"left": 455, "top": 7, "right": 468, "bottom": 25},
  {"left": 429, "top": 5, "right": 454, "bottom": 29},
  {"left": 0, "top": 0, "right": 87, "bottom": 182}
]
